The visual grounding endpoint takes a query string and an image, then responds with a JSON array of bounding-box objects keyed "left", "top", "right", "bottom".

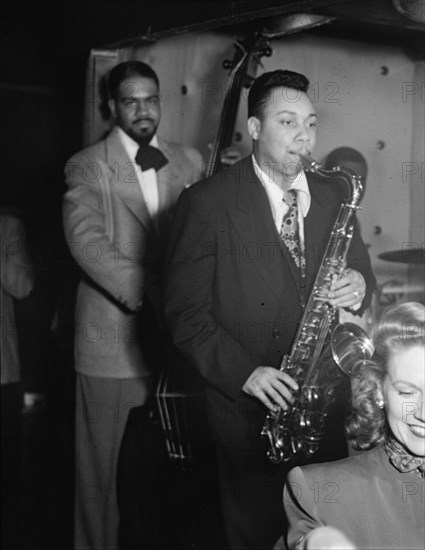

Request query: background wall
[{"left": 85, "top": 29, "right": 424, "bottom": 305}]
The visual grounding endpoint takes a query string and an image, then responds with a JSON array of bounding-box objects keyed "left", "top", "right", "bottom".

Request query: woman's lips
[{"left": 408, "top": 424, "right": 425, "bottom": 438}]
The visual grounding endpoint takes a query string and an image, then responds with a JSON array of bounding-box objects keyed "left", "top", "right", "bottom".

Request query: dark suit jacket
[
  {"left": 63, "top": 127, "right": 203, "bottom": 379},
  {"left": 283, "top": 446, "right": 424, "bottom": 549},
  {"left": 164, "top": 156, "right": 375, "bottom": 449}
]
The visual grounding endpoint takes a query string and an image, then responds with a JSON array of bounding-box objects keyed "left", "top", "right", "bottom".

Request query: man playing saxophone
[{"left": 164, "top": 70, "right": 376, "bottom": 549}]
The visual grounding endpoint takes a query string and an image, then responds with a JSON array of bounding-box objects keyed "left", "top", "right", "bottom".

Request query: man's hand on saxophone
[
  {"left": 242, "top": 366, "right": 299, "bottom": 412},
  {"left": 327, "top": 268, "right": 366, "bottom": 310}
]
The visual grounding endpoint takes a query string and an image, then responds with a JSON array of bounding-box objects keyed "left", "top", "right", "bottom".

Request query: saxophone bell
[{"left": 331, "top": 323, "right": 374, "bottom": 376}]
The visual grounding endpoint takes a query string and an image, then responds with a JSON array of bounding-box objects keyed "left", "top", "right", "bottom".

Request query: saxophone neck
[{"left": 300, "top": 154, "right": 364, "bottom": 204}]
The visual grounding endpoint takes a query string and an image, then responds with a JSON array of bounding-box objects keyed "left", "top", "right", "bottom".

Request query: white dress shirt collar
[{"left": 251, "top": 154, "right": 311, "bottom": 219}]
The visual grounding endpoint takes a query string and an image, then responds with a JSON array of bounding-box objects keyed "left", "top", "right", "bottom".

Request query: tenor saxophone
[{"left": 261, "top": 155, "right": 365, "bottom": 464}]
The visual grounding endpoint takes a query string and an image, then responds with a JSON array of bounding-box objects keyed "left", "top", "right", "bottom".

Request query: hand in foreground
[
  {"left": 242, "top": 366, "right": 298, "bottom": 411},
  {"left": 220, "top": 146, "right": 242, "bottom": 165},
  {"left": 327, "top": 268, "right": 366, "bottom": 310},
  {"left": 300, "top": 526, "right": 357, "bottom": 550}
]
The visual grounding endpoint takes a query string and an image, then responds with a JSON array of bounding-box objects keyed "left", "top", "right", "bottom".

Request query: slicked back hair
[
  {"left": 108, "top": 61, "right": 160, "bottom": 100},
  {"left": 247, "top": 70, "right": 310, "bottom": 119}
]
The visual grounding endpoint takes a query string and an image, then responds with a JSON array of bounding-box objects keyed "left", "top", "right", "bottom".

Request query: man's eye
[
  {"left": 148, "top": 98, "right": 159, "bottom": 106},
  {"left": 280, "top": 120, "right": 294, "bottom": 126}
]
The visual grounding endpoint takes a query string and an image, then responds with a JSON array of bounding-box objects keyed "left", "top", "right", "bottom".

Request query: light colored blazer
[{"left": 63, "top": 127, "right": 202, "bottom": 378}]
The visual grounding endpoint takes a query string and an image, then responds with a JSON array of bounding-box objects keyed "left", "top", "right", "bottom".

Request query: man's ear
[
  {"left": 247, "top": 116, "right": 260, "bottom": 140},
  {"left": 108, "top": 98, "right": 116, "bottom": 119}
]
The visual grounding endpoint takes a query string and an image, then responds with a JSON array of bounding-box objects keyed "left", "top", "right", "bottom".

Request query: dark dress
[{"left": 283, "top": 445, "right": 425, "bottom": 549}]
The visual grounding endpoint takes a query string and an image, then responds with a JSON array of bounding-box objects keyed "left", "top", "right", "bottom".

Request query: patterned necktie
[
  {"left": 279, "top": 189, "right": 305, "bottom": 271},
  {"left": 384, "top": 437, "right": 425, "bottom": 478},
  {"left": 135, "top": 145, "right": 168, "bottom": 172}
]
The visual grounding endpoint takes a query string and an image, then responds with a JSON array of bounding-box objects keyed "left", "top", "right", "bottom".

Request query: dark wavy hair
[
  {"left": 247, "top": 69, "right": 310, "bottom": 119},
  {"left": 346, "top": 301, "right": 425, "bottom": 450}
]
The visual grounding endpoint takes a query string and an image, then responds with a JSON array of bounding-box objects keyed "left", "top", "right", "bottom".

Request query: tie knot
[
  {"left": 135, "top": 145, "right": 168, "bottom": 172},
  {"left": 283, "top": 189, "right": 297, "bottom": 206}
]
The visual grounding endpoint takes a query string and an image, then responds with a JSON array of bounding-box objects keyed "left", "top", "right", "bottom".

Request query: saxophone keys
[
  {"left": 299, "top": 410, "right": 312, "bottom": 429},
  {"left": 290, "top": 437, "right": 302, "bottom": 456},
  {"left": 314, "top": 293, "right": 330, "bottom": 301}
]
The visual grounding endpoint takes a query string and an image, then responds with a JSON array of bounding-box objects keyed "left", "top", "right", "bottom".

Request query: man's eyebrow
[
  {"left": 275, "top": 110, "right": 317, "bottom": 118},
  {"left": 121, "top": 94, "right": 159, "bottom": 100}
]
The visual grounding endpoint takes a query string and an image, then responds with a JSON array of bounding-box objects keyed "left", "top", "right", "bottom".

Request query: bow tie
[
  {"left": 135, "top": 145, "right": 168, "bottom": 172},
  {"left": 385, "top": 437, "right": 425, "bottom": 477}
]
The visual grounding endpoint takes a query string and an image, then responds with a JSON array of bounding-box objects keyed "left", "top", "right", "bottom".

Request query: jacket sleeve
[
  {"left": 283, "top": 467, "right": 325, "bottom": 550},
  {"left": 63, "top": 152, "right": 147, "bottom": 312},
  {"left": 164, "top": 188, "right": 259, "bottom": 401}
]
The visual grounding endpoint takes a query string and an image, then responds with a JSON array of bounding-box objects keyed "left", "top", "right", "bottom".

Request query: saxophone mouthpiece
[{"left": 300, "top": 154, "right": 318, "bottom": 172}]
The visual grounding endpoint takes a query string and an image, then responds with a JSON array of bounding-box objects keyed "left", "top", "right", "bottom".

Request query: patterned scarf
[{"left": 384, "top": 437, "right": 425, "bottom": 478}]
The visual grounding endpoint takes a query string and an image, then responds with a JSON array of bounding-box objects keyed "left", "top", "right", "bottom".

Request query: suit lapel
[
  {"left": 155, "top": 139, "right": 194, "bottom": 244},
  {"left": 228, "top": 163, "right": 342, "bottom": 305},
  {"left": 229, "top": 159, "right": 301, "bottom": 300},
  {"left": 156, "top": 139, "right": 181, "bottom": 214},
  {"left": 105, "top": 128, "right": 154, "bottom": 234}
]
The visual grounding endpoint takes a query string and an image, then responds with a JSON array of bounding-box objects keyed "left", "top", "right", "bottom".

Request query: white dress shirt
[
  {"left": 252, "top": 154, "right": 311, "bottom": 247},
  {"left": 118, "top": 127, "right": 160, "bottom": 224}
]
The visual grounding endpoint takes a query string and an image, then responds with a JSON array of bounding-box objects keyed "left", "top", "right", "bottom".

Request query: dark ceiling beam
[
  {"left": 104, "top": 0, "right": 349, "bottom": 47},
  {"left": 319, "top": 0, "right": 425, "bottom": 31}
]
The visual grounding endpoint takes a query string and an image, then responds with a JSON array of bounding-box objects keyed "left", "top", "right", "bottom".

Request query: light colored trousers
[{"left": 74, "top": 373, "right": 151, "bottom": 550}]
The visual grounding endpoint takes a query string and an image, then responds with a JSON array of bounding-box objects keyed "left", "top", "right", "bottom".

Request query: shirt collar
[
  {"left": 251, "top": 154, "right": 311, "bottom": 217},
  {"left": 117, "top": 127, "right": 159, "bottom": 162}
]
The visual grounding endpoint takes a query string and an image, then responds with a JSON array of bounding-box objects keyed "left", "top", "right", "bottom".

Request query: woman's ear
[{"left": 375, "top": 388, "right": 385, "bottom": 409}]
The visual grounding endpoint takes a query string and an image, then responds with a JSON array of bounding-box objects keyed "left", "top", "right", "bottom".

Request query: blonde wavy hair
[{"left": 346, "top": 301, "right": 425, "bottom": 450}]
